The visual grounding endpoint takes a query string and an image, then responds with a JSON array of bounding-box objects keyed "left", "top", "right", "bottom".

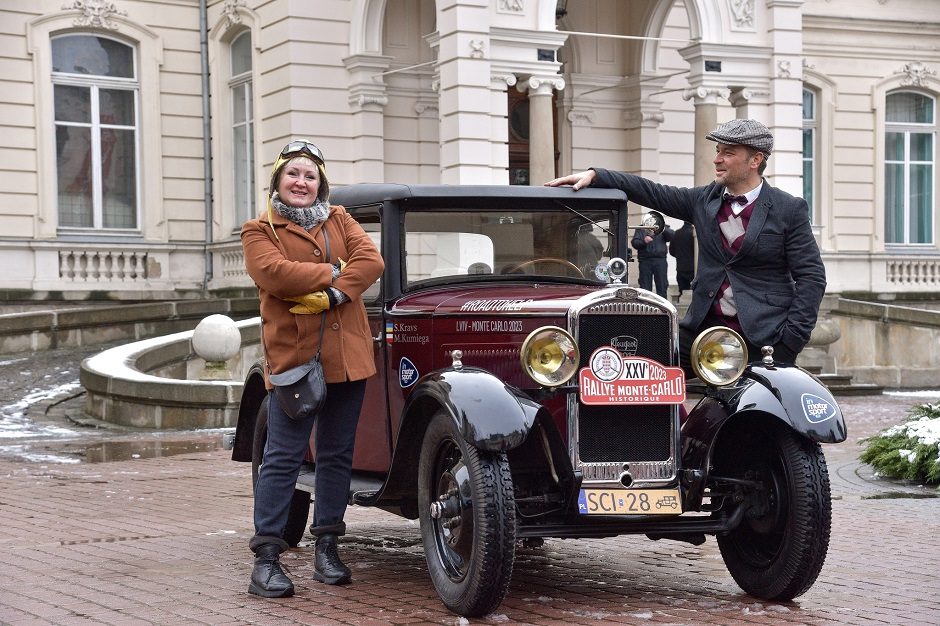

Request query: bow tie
[{"left": 723, "top": 193, "right": 749, "bottom": 206}]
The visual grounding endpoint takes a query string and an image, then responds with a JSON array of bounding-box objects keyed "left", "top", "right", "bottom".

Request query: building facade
[{"left": 1, "top": 0, "right": 938, "bottom": 300}]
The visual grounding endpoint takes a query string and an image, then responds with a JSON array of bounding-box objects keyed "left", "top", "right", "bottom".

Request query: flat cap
[{"left": 705, "top": 118, "right": 774, "bottom": 155}]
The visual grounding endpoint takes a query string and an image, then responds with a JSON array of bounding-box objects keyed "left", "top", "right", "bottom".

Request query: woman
[{"left": 241, "top": 140, "right": 384, "bottom": 598}]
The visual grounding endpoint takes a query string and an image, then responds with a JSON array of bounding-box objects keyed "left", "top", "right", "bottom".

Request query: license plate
[{"left": 578, "top": 488, "right": 682, "bottom": 515}]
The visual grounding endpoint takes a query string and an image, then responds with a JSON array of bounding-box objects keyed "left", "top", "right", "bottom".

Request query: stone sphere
[{"left": 192, "top": 314, "right": 241, "bottom": 362}]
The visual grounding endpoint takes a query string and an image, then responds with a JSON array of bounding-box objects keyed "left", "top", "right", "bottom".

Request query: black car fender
[
  {"left": 680, "top": 364, "right": 846, "bottom": 507},
  {"left": 401, "top": 366, "right": 543, "bottom": 452},
  {"left": 231, "top": 361, "right": 267, "bottom": 463}
]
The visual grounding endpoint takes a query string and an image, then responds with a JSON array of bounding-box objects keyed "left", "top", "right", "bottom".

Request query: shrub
[{"left": 860, "top": 403, "right": 940, "bottom": 485}]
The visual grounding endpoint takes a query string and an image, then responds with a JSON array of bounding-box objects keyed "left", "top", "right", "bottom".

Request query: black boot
[
  {"left": 313, "top": 534, "right": 351, "bottom": 585},
  {"left": 248, "top": 543, "right": 295, "bottom": 598}
]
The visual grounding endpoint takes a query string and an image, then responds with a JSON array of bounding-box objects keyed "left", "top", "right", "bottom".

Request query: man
[
  {"left": 631, "top": 223, "right": 674, "bottom": 299},
  {"left": 670, "top": 221, "right": 695, "bottom": 297},
  {"left": 546, "top": 119, "right": 826, "bottom": 372}
]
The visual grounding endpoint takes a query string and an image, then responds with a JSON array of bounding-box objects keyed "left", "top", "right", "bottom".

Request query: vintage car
[{"left": 230, "top": 183, "right": 846, "bottom": 617}]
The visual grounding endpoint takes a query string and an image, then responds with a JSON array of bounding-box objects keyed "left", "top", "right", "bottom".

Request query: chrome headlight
[
  {"left": 520, "top": 326, "right": 579, "bottom": 387},
  {"left": 690, "top": 326, "right": 748, "bottom": 386}
]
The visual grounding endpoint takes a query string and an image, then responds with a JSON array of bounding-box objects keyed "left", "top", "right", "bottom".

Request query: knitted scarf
[{"left": 271, "top": 192, "right": 330, "bottom": 231}]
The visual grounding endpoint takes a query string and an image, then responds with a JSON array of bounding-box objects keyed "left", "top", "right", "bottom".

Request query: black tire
[
  {"left": 251, "top": 395, "right": 311, "bottom": 548},
  {"left": 716, "top": 424, "right": 832, "bottom": 600},
  {"left": 418, "top": 411, "right": 516, "bottom": 617}
]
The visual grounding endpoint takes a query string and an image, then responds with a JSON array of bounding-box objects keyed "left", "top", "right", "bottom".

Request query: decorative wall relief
[
  {"left": 221, "top": 0, "right": 245, "bottom": 29},
  {"left": 469, "top": 40, "right": 485, "bottom": 59},
  {"left": 566, "top": 110, "right": 596, "bottom": 126},
  {"left": 729, "top": 0, "right": 754, "bottom": 29},
  {"left": 896, "top": 61, "right": 936, "bottom": 87},
  {"left": 491, "top": 73, "right": 518, "bottom": 88},
  {"left": 61, "top": 0, "right": 127, "bottom": 29},
  {"left": 497, "top": 0, "right": 524, "bottom": 13},
  {"left": 777, "top": 60, "right": 792, "bottom": 79}
]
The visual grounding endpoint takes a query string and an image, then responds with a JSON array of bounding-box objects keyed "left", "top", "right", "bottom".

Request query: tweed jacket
[
  {"left": 241, "top": 204, "right": 384, "bottom": 386},
  {"left": 593, "top": 168, "right": 826, "bottom": 353}
]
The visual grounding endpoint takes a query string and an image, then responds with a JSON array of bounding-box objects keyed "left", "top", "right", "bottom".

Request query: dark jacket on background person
[
  {"left": 594, "top": 168, "right": 826, "bottom": 354},
  {"left": 631, "top": 226, "right": 674, "bottom": 258}
]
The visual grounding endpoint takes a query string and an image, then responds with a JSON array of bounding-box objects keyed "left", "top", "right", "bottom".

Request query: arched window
[
  {"left": 230, "top": 31, "right": 254, "bottom": 225},
  {"left": 802, "top": 87, "right": 818, "bottom": 224},
  {"left": 52, "top": 34, "right": 139, "bottom": 230},
  {"left": 885, "top": 91, "right": 935, "bottom": 244}
]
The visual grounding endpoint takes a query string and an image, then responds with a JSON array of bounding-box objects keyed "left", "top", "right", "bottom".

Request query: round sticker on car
[{"left": 590, "top": 347, "right": 623, "bottom": 382}]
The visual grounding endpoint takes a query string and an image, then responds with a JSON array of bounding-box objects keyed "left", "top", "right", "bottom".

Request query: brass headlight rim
[
  {"left": 520, "top": 325, "right": 580, "bottom": 388},
  {"left": 689, "top": 325, "right": 748, "bottom": 387}
]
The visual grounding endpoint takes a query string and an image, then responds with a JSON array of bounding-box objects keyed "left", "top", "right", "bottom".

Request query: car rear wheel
[
  {"left": 418, "top": 410, "right": 516, "bottom": 617},
  {"left": 716, "top": 424, "right": 831, "bottom": 600},
  {"left": 251, "top": 395, "right": 311, "bottom": 547}
]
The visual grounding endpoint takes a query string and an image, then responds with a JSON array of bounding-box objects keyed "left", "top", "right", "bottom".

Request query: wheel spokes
[{"left": 429, "top": 440, "right": 474, "bottom": 580}]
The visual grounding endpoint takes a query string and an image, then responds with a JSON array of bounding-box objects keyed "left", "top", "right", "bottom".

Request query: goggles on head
[{"left": 280, "top": 139, "right": 324, "bottom": 165}]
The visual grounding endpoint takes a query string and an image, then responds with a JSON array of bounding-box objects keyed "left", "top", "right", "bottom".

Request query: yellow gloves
[
  {"left": 285, "top": 259, "right": 346, "bottom": 314},
  {"left": 286, "top": 291, "right": 331, "bottom": 315}
]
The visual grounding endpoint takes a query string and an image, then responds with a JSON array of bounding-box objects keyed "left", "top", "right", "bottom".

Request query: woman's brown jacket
[{"left": 241, "top": 205, "right": 384, "bottom": 386}]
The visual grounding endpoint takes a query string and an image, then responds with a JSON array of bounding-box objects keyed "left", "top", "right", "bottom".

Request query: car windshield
[{"left": 402, "top": 207, "right": 615, "bottom": 288}]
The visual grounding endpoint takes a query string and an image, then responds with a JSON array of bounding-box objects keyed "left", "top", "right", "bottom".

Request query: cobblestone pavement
[{"left": 0, "top": 346, "right": 938, "bottom": 625}]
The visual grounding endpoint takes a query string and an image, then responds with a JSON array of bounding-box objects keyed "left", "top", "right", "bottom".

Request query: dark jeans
[
  {"left": 679, "top": 323, "right": 798, "bottom": 380},
  {"left": 637, "top": 256, "right": 668, "bottom": 299},
  {"left": 252, "top": 379, "right": 366, "bottom": 547}
]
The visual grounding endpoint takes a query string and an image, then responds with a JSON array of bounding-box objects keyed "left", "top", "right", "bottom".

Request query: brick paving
[{"left": 0, "top": 348, "right": 938, "bottom": 625}]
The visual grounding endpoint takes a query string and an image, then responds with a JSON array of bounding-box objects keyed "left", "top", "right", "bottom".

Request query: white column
[
  {"left": 436, "top": 0, "right": 493, "bottom": 184},
  {"left": 344, "top": 54, "right": 392, "bottom": 184},
  {"left": 682, "top": 86, "right": 730, "bottom": 185},
  {"left": 765, "top": 0, "right": 805, "bottom": 196},
  {"left": 519, "top": 75, "right": 565, "bottom": 185}
]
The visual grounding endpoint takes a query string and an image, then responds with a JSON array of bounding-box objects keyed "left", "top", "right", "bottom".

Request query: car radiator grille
[{"left": 576, "top": 309, "right": 672, "bottom": 464}]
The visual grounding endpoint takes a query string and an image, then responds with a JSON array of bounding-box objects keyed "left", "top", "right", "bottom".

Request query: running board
[{"left": 295, "top": 465, "right": 386, "bottom": 505}]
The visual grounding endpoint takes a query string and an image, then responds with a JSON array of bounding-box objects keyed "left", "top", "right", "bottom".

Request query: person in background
[
  {"left": 631, "top": 222, "right": 674, "bottom": 298},
  {"left": 670, "top": 221, "right": 695, "bottom": 297},
  {"left": 545, "top": 119, "right": 826, "bottom": 375},
  {"left": 241, "top": 139, "right": 384, "bottom": 597}
]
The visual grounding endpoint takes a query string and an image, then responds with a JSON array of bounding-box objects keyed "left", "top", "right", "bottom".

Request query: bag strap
[{"left": 314, "top": 225, "right": 331, "bottom": 360}]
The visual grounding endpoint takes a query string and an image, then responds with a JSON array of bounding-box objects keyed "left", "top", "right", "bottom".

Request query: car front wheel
[
  {"left": 418, "top": 410, "right": 516, "bottom": 617},
  {"left": 251, "top": 395, "right": 311, "bottom": 547},
  {"left": 716, "top": 424, "right": 832, "bottom": 600}
]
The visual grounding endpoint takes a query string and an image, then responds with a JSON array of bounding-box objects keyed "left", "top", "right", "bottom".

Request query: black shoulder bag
[{"left": 265, "top": 226, "right": 331, "bottom": 420}]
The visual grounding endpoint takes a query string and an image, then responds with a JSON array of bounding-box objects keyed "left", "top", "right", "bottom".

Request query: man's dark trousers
[{"left": 637, "top": 256, "right": 668, "bottom": 299}]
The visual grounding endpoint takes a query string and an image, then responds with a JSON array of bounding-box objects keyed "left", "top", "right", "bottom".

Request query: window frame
[
  {"left": 52, "top": 33, "right": 142, "bottom": 233},
  {"left": 802, "top": 87, "right": 819, "bottom": 226},
  {"left": 229, "top": 30, "right": 255, "bottom": 227},
  {"left": 884, "top": 90, "right": 936, "bottom": 246}
]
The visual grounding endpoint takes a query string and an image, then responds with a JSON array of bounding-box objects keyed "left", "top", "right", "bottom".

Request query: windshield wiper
[{"left": 555, "top": 200, "right": 616, "bottom": 238}]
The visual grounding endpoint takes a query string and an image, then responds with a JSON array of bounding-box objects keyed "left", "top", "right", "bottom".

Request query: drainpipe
[{"left": 199, "top": 0, "right": 213, "bottom": 293}]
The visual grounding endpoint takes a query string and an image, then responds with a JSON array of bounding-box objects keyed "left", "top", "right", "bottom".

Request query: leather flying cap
[{"left": 705, "top": 119, "right": 774, "bottom": 156}]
